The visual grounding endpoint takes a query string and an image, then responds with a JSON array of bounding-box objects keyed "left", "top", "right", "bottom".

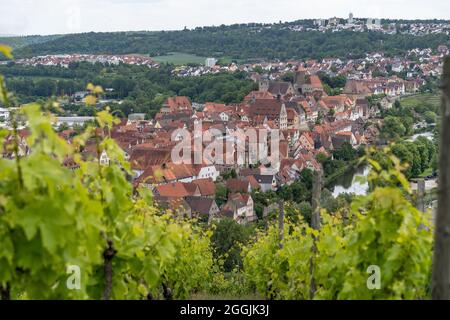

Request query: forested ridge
[
  {"left": 5, "top": 27, "right": 449, "bottom": 61},
  {"left": 0, "top": 62, "right": 257, "bottom": 118},
  {"left": 0, "top": 35, "right": 62, "bottom": 50}
]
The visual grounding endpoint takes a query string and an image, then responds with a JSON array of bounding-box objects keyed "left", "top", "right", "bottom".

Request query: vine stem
[
  {"left": 278, "top": 200, "right": 284, "bottom": 249},
  {"left": 1, "top": 79, "right": 24, "bottom": 189},
  {"left": 102, "top": 240, "right": 117, "bottom": 300},
  {"left": 1, "top": 283, "right": 11, "bottom": 300},
  {"left": 12, "top": 112, "right": 24, "bottom": 189},
  {"left": 162, "top": 282, "right": 173, "bottom": 300},
  {"left": 309, "top": 170, "right": 322, "bottom": 300}
]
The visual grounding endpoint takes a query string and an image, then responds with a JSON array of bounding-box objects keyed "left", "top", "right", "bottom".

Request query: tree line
[
  {"left": 8, "top": 29, "right": 449, "bottom": 61},
  {"left": 0, "top": 62, "right": 257, "bottom": 118}
]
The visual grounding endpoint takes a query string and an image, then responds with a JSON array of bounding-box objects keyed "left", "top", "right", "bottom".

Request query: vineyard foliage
[
  {"left": 243, "top": 156, "right": 433, "bottom": 300},
  {"left": 0, "top": 45, "right": 435, "bottom": 299},
  {"left": 0, "top": 47, "right": 213, "bottom": 299}
]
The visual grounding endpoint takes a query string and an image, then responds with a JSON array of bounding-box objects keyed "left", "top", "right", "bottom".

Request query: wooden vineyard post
[
  {"left": 432, "top": 56, "right": 450, "bottom": 299},
  {"left": 416, "top": 178, "right": 425, "bottom": 213},
  {"left": 311, "top": 170, "right": 322, "bottom": 230},
  {"left": 278, "top": 200, "right": 284, "bottom": 249},
  {"left": 309, "top": 169, "right": 322, "bottom": 299}
]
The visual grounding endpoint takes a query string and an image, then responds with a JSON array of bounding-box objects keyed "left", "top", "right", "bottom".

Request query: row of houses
[{"left": 14, "top": 54, "right": 159, "bottom": 68}]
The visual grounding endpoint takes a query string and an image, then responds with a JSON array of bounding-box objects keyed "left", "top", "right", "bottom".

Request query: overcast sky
[{"left": 1, "top": 0, "right": 450, "bottom": 36}]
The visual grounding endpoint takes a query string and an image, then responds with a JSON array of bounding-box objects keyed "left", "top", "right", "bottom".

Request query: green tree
[
  {"left": 333, "top": 142, "right": 358, "bottom": 161},
  {"left": 281, "top": 72, "right": 294, "bottom": 83},
  {"left": 381, "top": 116, "right": 406, "bottom": 141},
  {"left": 211, "top": 219, "right": 253, "bottom": 272},
  {"left": 215, "top": 183, "right": 229, "bottom": 207},
  {"left": 424, "top": 111, "right": 437, "bottom": 124},
  {"left": 297, "top": 201, "right": 312, "bottom": 225}
]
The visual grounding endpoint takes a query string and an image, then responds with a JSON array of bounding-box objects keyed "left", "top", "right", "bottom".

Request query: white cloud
[{"left": 1, "top": 0, "right": 449, "bottom": 35}]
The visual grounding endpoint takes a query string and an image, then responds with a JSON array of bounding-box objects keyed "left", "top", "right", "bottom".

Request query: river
[
  {"left": 409, "top": 131, "right": 434, "bottom": 142},
  {"left": 331, "top": 128, "right": 437, "bottom": 198},
  {"left": 331, "top": 162, "right": 437, "bottom": 198},
  {"left": 331, "top": 165, "right": 370, "bottom": 197}
]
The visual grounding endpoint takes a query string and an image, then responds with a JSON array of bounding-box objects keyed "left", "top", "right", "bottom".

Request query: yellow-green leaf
[{"left": 0, "top": 45, "right": 13, "bottom": 59}]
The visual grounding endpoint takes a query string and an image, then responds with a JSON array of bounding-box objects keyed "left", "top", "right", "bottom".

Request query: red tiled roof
[
  {"left": 182, "top": 183, "right": 201, "bottom": 196},
  {"left": 309, "top": 75, "right": 323, "bottom": 89},
  {"left": 336, "top": 131, "right": 353, "bottom": 137},
  {"left": 226, "top": 179, "right": 250, "bottom": 193},
  {"left": 164, "top": 96, "right": 192, "bottom": 112},
  {"left": 130, "top": 147, "right": 172, "bottom": 170},
  {"left": 192, "top": 178, "right": 216, "bottom": 196},
  {"left": 203, "top": 102, "right": 229, "bottom": 113},
  {"left": 248, "top": 99, "right": 283, "bottom": 119},
  {"left": 300, "top": 132, "right": 314, "bottom": 146},
  {"left": 155, "top": 182, "right": 190, "bottom": 198},
  {"left": 136, "top": 165, "right": 176, "bottom": 185},
  {"left": 245, "top": 175, "right": 261, "bottom": 190},
  {"left": 243, "top": 91, "right": 274, "bottom": 102},
  {"left": 286, "top": 107, "right": 298, "bottom": 120}
]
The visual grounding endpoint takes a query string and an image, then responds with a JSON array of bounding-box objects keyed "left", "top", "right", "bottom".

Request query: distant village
[
  {"left": 2, "top": 53, "right": 159, "bottom": 68},
  {"left": 4, "top": 44, "right": 446, "bottom": 81},
  {"left": 173, "top": 44, "right": 446, "bottom": 78},
  {"left": 305, "top": 13, "right": 450, "bottom": 35}
]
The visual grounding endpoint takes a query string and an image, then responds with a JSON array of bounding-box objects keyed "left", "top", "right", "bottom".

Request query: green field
[
  {"left": 152, "top": 52, "right": 208, "bottom": 65},
  {"left": 400, "top": 93, "right": 441, "bottom": 110},
  {"left": 152, "top": 52, "right": 235, "bottom": 66}
]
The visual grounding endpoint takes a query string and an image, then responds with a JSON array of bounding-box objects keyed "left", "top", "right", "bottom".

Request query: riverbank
[
  {"left": 324, "top": 159, "right": 361, "bottom": 187},
  {"left": 330, "top": 164, "right": 370, "bottom": 197}
]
